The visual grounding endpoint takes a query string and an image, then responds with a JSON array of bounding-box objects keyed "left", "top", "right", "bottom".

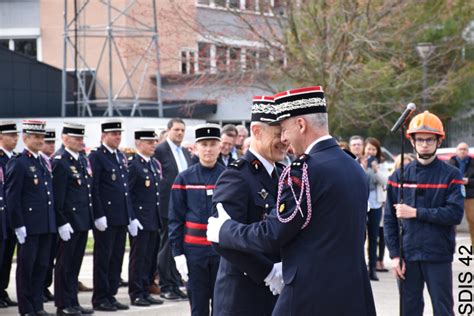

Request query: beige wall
[{"left": 39, "top": 0, "right": 197, "bottom": 100}]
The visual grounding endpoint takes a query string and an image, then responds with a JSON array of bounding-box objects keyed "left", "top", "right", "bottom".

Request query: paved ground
[{"left": 2, "top": 234, "right": 472, "bottom": 315}]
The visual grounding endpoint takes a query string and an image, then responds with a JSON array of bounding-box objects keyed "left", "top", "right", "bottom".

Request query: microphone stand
[{"left": 398, "top": 124, "right": 405, "bottom": 316}]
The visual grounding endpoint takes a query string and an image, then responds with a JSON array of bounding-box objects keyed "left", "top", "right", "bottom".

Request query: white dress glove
[
  {"left": 207, "top": 203, "right": 231, "bottom": 243},
  {"left": 58, "top": 223, "right": 74, "bottom": 242},
  {"left": 127, "top": 219, "right": 144, "bottom": 237},
  {"left": 264, "top": 262, "right": 284, "bottom": 295},
  {"left": 173, "top": 254, "right": 189, "bottom": 282},
  {"left": 15, "top": 226, "right": 27, "bottom": 244},
  {"left": 94, "top": 216, "right": 108, "bottom": 232}
]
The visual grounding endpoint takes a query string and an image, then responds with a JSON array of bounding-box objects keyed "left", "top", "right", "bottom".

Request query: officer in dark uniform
[
  {"left": 41, "top": 128, "right": 56, "bottom": 303},
  {"left": 168, "top": 124, "right": 225, "bottom": 316},
  {"left": 89, "top": 120, "right": 139, "bottom": 311},
  {"left": 0, "top": 121, "right": 19, "bottom": 308},
  {"left": 208, "top": 87, "right": 376, "bottom": 315},
  {"left": 127, "top": 128, "right": 164, "bottom": 307},
  {"left": 212, "top": 96, "right": 287, "bottom": 315},
  {"left": 5, "top": 120, "right": 56, "bottom": 316},
  {"left": 53, "top": 123, "right": 94, "bottom": 316}
]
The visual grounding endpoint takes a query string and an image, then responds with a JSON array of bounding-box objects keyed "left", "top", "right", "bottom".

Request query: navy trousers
[
  {"left": 158, "top": 218, "right": 181, "bottom": 292},
  {"left": 186, "top": 253, "right": 220, "bottom": 316},
  {"left": 16, "top": 233, "right": 53, "bottom": 314},
  {"left": 92, "top": 225, "right": 126, "bottom": 306},
  {"left": 129, "top": 230, "right": 158, "bottom": 300},
  {"left": 0, "top": 230, "right": 16, "bottom": 300},
  {"left": 367, "top": 207, "right": 382, "bottom": 270},
  {"left": 400, "top": 261, "right": 454, "bottom": 316},
  {"left": 54, "top": 231, "right": 88, "bottom": 308}
]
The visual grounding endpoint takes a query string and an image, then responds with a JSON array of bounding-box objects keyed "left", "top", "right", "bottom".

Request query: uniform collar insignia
[{"left": 258, "top": 188, "right": 268, "bottom": 199}]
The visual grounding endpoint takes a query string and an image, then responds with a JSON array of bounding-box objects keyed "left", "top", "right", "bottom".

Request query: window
[
  {"left": 228, "top": 0, "right": 240, "bottom": 9},
  {"left": 181, "top": 50, "right": 197, "bottom": 75},
  {"left": 229, "top": 47, "right": 241, "bottom": 72},
  {"left": 197, "top": 0, "right": 211, "bottom": 4},
  {"left": 245, "top": 49, "right": 258, "bottom": 71},
  {"left": 245, "top": 0, "right": 257, "bottom": 11},
  {"left": 259, "top": 49, "right": 270, "bottom": 69},
  {"left": 198, "top": 42, "right": 212, "bottom": 73},
  {"left": 216, "top": 46, "right": 228, "bottom": 72},
  {"left": 0, "top": 38, "right": 37, "bottom": 58}
]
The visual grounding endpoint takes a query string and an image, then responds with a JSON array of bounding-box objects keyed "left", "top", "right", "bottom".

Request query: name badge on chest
[{"left": 206, "top": 189, "right": 213, "bottom": 196}]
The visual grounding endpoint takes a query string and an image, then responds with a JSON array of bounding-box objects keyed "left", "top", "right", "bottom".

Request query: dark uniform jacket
[
  {"left": 218, "top": 138, "right": 376, "bottom": 316},
  {"left": 154, "top": 140, "right": 192, "bottom": 219},
  {"left": 0, "top": 158, "right": 5, "bottom": 240},
  {"left": 449, "top": 155, "right": 474, "bottom": 199},
  {"left": 212, "top": 151, "right": 281, "bottom": 316},
  {"left": 128, "top": 154, "right": 162, "bottom": 231},
  {"left": 385, "top": 158, "right": 464, "bottom": 262},
  {"left": 88, "top": 144, "right": 134, "bottom": 226},
  {"left": 0, "top": 149, "right": 13, "bottom": 239},
  {"left": 52, "top": 149, "right": 93, "bottom": 232},
  {"left": 5, "top": 149, "right": 56, "bottom": 235},
  {"left": 169, "top": 162, "right": 225, "bottom": 257}
]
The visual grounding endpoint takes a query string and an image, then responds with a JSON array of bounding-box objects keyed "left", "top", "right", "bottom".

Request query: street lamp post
[{"left": 416, "top": 42, "right": 435, "bottom": 109}]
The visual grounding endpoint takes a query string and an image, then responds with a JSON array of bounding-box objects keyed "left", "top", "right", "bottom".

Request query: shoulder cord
[{"left": 276, "top": 162, "right": 312, "bottom": 229}]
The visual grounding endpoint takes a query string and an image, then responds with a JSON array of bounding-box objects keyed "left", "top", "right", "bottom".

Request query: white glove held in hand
[
  {"left": 58, "top": 223, "right": 74, "bottom": 241},
  {"left": 94, "top": 216, "right": 108, "bottom": 232},
  {"left": 128, "top": 219, "right": 144, "bottom": 237},
  {"left": 174, "top": 254, "right": 189, "bottom": 282},
  {"left": 264, "top": 262, "right": 284, "bottom": 295},
  {"left": 206, "top": 203, "right": 231, "bottom": 243},
  {"left": 15, "top": 226, "right": 27, "bottom": 244}
]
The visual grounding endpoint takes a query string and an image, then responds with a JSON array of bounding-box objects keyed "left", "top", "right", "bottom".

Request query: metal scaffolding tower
[{"left": 61, "top": 0, "right": 163, "bottom": 117}]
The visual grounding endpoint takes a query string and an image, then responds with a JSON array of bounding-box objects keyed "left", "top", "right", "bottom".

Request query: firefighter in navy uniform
[
  {"left": 5, "top": 120, "right": 56, "bottom": 316},
  {"left": 169, "top": 124, "right": 225, "bottom": 316},
  {"left": 53, "top": 123, "right": 94, "bottom": 316},
  {"left": 0, "top": 121, "right": 19, "bottom": 308},
  {"left": 127, "top": 128, "right": 164, "bottom": 307},
  {"left": 89, "top": 120, "right": 140, "bottom": 312},
  {"left": 384, "top": 111, "right": 464, "bottom": 316},
  {"left": 212, "top": 96, "right": 288, "bottom": 316}
]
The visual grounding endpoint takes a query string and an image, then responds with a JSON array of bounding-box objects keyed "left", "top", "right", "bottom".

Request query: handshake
[{"left": 264, "top": 262, "right": 284, "bottom": 295}]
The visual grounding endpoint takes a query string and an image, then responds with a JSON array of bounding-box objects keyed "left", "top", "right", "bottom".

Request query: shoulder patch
[{"left": 229, "top": 158, "right": 246, "bottom": 169}]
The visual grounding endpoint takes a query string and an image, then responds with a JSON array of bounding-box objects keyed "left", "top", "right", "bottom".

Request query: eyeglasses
[{"left": 414, "top": 137, "right": 437, "bottom": 145}]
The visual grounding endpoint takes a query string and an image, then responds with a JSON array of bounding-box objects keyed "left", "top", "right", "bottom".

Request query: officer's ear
[
  {"left": 250, "top": 124, "right": 261, "bottom": 140},
  {"left": 295, "top": 117, "right": 307, "bottom": 134}
]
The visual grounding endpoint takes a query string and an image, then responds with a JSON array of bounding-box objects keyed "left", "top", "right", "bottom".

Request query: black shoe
[
  {"left": 93, "top": 302, "right": 117, "bottom": 312},
  {"left": 173, "top": 288, "right": 188, "bottom": 299},
  {"left": 145, "top": 295, "right": 164, "bottom": 305},
  {"left": 119, "top": 278, "right": 128, "bottom": 287},
  {"left": 160, "top": 291, "right": 180, "bottom": 300},
  {"left": 36, "top": 310, "right": 55, "bottom": 316},
  {"left": 3, "top": 296, "right": 18, "bottom": 306},
  {"left": 57, "top": 307, "right": 81, "bottom": 316},
  {"left": 0, "top": 298, "right": 7, "bottom": 308},
  {"left": 73, "top": 305, "right": 94, "bottom": 314},
  {"left": 131, "top": 298, "right": 150, "bottom": 307},
  {"left": 369, "top": 270, "right": 379, "bottom": 281},
  {"left": 20, "top": 313, "right": 36, "bottom": 316},
  {"left": 44, "top": 289, "right": 54, "bottom": 302},
  {"left": 112, "top": 301, "right": 129, "bottom": 310}
]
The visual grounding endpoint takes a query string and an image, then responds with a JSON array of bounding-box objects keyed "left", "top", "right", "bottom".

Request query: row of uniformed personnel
[{"left": 0, "top": 120, "right": 164, "bottom": 316}]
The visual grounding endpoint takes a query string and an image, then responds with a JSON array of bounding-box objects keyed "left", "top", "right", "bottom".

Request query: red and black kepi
[
  {"left": 273, "top": 86, "right": 326, "bottom": 123},
  {"left": 251, "top": 96, "right": 276, "bottom": 123}
]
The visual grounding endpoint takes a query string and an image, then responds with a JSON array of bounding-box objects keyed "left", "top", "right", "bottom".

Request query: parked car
[{"left": 436, "top": 147, "right": 474, "bottom": 161}]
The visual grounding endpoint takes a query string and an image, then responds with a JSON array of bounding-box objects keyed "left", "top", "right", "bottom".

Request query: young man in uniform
[
  {"left": 168, "top": 124, "right": 225, "bottom": 316},
  {"left": 89, "top": 120, "right": 140, "bottom": 311},
  {"left": 5, "top": 120, "right": 56, "bottom": 316},
  {"left": 53, "top": 123, "right": 94, "bottom": 315},
  {"left": 0, "top": 121, "right": 20, "bottom": 308},
  {"left": 127, "top": 128, "right": 164, "bottom": 307},
  {"left": 212, "top": 96, "right": 288, "bottom": 315},
  {"left": 384, "top": 111, "right": 464, "bottom": 316}
]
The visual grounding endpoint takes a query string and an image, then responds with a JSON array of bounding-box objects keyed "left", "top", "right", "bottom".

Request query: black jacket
[
  {"left": 154, "top": 141, "right": 192, "bottom": 219},
  {"left": 449, "top": 155, "right": 474, "bottom": 198}
]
